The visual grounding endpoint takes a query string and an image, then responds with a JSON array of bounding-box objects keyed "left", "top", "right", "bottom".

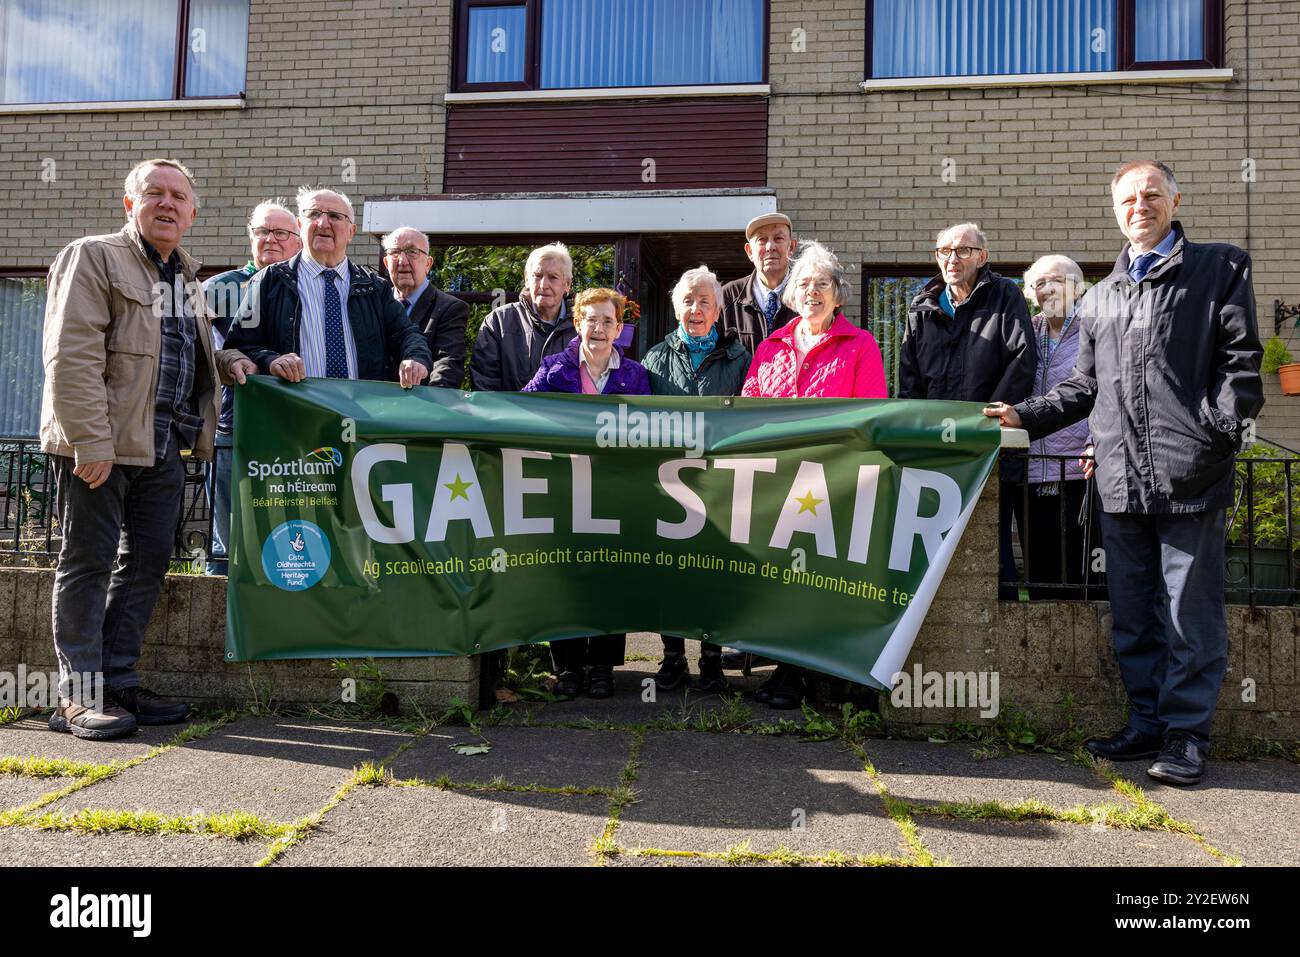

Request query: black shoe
[
  {"left": 767, "top": 667, "right": 806, "bottom": 711},
  {"left": 1084, "top": 726, "right": 1164, "bottom": 761},
  {"left": 108, "top": 686, "right": 189, "bottom": 726},
  {"left": 555, "top": 670, "right": 584, "bottom": 698},
  {"left": 754, "top": 663, "right": 790, "bottom": 704},
  {"left": 587, "top": 666, "right": 616, "bottom": 699},
  {"left": 694, "top": 655, "right": 729, "bottom": 694},
  {"left": 48, "top": 700, "right": 138, "bottom": 740},
  {"left": 653, "top": 653, "right": 690, "bottom": 691},
  {"left": 1147, "top": 732, "right": 1208, "bottom": 786}
]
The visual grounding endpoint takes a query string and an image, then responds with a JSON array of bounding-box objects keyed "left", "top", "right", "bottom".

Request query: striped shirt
[{"left": 298, "top": 253, "right": 358, "bottom": 379}]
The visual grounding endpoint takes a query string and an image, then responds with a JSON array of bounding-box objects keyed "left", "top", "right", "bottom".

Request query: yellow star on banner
[
  {"left": 794, "top": 490, "right": 823, "bottom": 515},
  {"left": 444, "top": 473, "right": 473, "bottom": 501}
]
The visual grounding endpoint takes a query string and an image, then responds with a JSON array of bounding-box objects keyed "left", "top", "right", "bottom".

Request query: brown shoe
[{"left": 48, "top": 700, "right": 138, "bottom": 740}]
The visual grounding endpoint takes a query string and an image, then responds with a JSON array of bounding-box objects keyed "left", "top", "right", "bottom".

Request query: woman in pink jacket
[{"left": 741, "top": 240, "right": 888, "bottom": 709}]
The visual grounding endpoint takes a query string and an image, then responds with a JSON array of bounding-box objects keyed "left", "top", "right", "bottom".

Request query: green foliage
[
  {"left": 1262, "top": 336, "right": 1295, "bottom": 375},
  {"left": 0, "top": 706, "right": 22, "bottom": 725},
  {"left": 427, "top": 244, "right": 616, "bottom": 388},
  {"left": 329, "top": 658, "right": 397, "bottom": 717},
  {"left": 1228, "top": 443, "right": 1300, "bottom": 550}
]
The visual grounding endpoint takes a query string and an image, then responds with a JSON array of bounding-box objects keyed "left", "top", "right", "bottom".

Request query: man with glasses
[
  {"left": 898, "top": 223, "right": 1035, "bottom": 404},
  {"left": 382, "top": 226, "right": 469, "bottom": 388},
  {"left": 226, "top": 187, "right": 431, "bottom": 388},
  {"left": 201, "top": 200, "right": 301, "bottom": 575}
]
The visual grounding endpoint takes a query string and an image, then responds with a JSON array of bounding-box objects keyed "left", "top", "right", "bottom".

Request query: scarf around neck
[{"left": 679, "top": 325, "right": 719, "bottom": 369}]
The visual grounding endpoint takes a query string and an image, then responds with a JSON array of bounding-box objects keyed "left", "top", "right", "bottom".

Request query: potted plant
[
  {"left": 1262, "top": 336, "right": 1300, "bottom": 395},
  {"left": 1225, "top": 442, "right": 1299, "bottom": 605}
]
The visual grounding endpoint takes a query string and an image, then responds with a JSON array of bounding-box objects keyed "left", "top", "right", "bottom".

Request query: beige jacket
[{"left": 40, "top": 224, "right": 233, "bottom": 466}]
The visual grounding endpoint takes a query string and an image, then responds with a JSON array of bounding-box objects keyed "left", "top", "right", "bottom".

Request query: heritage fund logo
[
  {"left": 49, "top": 887, "right": 151, "bottom": 937},
  {"left": 596, "top": 405, "right": 705, "bottom": 458}
]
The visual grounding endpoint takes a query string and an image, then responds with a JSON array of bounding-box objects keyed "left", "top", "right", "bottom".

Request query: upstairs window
[
  {"left": 455, "top": 0, "right": 767, "bottom": 92},
  {"left": 868, "top": 0, "right": 1222, "bottom": 80},
  {"left": 0, "top": 0, "right": 249, "bottom": 105}
]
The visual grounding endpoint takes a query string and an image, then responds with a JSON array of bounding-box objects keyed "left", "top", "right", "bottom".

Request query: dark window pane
[
  {"left": 466, "top": 4, "right": 527, "bottom": 84},
  {"left": 540, "top": 0, "right": 764, "bottom": 89},
  {"left": 0, "top": 278, "right": 47, "bottom": 436},
  {"left": 1, "top": 0, "right": 179, "bottom": 103},
  {"left": 864, "top": 275, "right": 930, "bottom": 398},
  {"left": 1135, "top": 0, "right": 1204, "bottom": 61},
  {"left": 184, "top": 0, "right": 250, "bottom": 96},
  {"left": 872, "top": 0, "right": 1117, "bottom": 78}
]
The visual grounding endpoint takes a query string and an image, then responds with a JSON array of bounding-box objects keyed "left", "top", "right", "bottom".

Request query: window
[
  {"left": 455, "top": 0, "right": 767, "bottom": 92},
  {"left": 867, "top": 0, "right": 1221, "bottom": 80},
  {"left": 0, "top": 0, "right": 249, "bottom": 105},
  {"left": 0, "top": 276, "right": 46, "bottom": 437}
]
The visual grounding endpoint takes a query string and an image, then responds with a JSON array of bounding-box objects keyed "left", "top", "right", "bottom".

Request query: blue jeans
[
  {"left": 205, "top": 435, "right": 232, "bottom": 575},
  {"left": 1097, "top": 508, "right": 1227, "bottom": 744},
  {"left": 51, "top": 451, "right": 184, "bottom": 702}
]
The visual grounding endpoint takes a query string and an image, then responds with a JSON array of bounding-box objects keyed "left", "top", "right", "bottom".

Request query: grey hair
[
  {"left": 781, "top": 241, "right": 852, "bottom": 312},
  {"left": 671, "top": 265, "right": 724, "bottom": 315},
  {"left": 295, "top": 186, "right": 355, "bottom": 221},
  {"left": 1111, "top": 159, "right": 1179, "bottom": 197},
  {"left": 124, "top": 158, "right": 200, "bottom": 210},
  {"left": 381, "top": 226, "right": 430, "bottom": 253},
  {"left": 1023, "top": 255, "right": 1087, "bottom": 306},
  {"left": 247, "top": 199, "right": 295, "bottom": 231},
  {"left": 937, "top": 222, "right": 986, "bottom": 248},
  {"left": 524, "top": 242, "right": 573, "bottom": 281}
]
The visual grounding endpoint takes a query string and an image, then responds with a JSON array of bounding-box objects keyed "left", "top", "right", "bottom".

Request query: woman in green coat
[{"left": 642, "top": 265, "right": 752, "bottom": 693}]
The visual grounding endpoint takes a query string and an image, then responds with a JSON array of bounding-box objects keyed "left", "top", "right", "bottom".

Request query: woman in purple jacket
[
  {"left": 1017, "top": 256, "right": 1104, "bottom": 599},
  {"left": 522, "top": 288, "right": 648, "bottom": 698}
]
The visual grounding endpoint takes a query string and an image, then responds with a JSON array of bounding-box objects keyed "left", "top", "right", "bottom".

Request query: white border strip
[
  {"left": 445, "top": 83, "right": 770, "bottom": 104},
  {"left": 860, "top": 68, "right": 1232, "bottom": 92},
  {"left": 0, "top": 98, "right": 244, "bottom": 115}
]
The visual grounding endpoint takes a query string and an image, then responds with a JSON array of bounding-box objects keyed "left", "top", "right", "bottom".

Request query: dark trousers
[
  {"left": 205, "top": 434, "right": 232, "bottom": 575},
  {"left": 1001, "top": 480, "right": 1106, "bottom": 600},
  {"left": 51, "top": 450, "right": 184, "bottom": 702},
  {"left": 1098, "top": 508, "right": 1227, "bottom": 744},
  {"left": 551, "top": 634, "right": 626, "bottom": 673},
  {"left": 661, "top": 636, "right": 721, "bottom": 658}
]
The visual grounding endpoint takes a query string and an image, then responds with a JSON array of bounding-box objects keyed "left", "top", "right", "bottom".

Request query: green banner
[{"left": 226, "top": 377, "right": 1000, "bottom": 689}]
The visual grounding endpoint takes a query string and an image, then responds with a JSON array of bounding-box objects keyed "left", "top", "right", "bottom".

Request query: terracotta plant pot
[{"left": 1280, "top": 363, "right": 1300, "bottom": 396}]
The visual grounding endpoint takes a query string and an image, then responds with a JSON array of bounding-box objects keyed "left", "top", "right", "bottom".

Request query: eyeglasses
[
  {"left": 302, "top": 209, "right": 352, "bottom": 224},
  {"left": 582, "top": 317, "right": 620, "bottom": 330},
  {"left": 795, "top": 278, "right": 833, "bottom": 292},
  {"left": 935, "top": 246, "right": 984, "bottom": 261},
  {"left": 385, "top": 246, "right": 430, "bottom": 260},
  {"left": 251, "top": 227, "right": 299, "bottom": 241},
  {"left": 1031, "top": 276, "right": 1068, "bottom": 292}
]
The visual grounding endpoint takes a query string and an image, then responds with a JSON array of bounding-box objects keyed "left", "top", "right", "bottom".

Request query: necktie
[
  {"left": 764, "top": 290, "right": 780, "bottom": 334},
  {"left": 400, "top": 297, "right": 412, "bottom": 313},
  {"left": 1129, "top": 251, "right": 1159, "bottom": 284},
  {"left": 321, "top": 269, "right": 349, "bottom": 379}
]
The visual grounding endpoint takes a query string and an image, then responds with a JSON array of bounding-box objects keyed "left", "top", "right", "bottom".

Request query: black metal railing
[
  {"left": 1000, "top": 447, "right": 1300, "bottom": 607},
  {"left": 0, "top": 436, "right": 215, "bottom": 567}
]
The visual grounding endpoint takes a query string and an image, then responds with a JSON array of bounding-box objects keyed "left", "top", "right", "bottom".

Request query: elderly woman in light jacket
[{"left": 1012, "top": 255, "right": 1102, "bottom": 599}]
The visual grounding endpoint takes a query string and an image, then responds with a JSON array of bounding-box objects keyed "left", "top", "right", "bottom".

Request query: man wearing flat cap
[{"left": 720, "top": 212, "right": 799, "bottom": 358}]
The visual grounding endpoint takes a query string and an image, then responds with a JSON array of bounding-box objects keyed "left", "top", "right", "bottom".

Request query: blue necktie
[
  {"left": 764, "top": 290, "right": 780, "bottom": 334},
  {"left": 321, "top": 269, "right": 349, "bottom": 379},
  {"left": 1129, "top": 251, "right": 1159, "bottom": 284}
]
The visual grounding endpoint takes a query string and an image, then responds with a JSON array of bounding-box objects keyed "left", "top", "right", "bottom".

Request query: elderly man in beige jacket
[{"left": 41, "top": 158, "right": 256, "bottom": 740}]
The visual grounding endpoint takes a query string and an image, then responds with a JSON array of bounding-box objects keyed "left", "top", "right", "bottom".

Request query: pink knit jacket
[{"left": 741, "top": 313, "right": 889, "bottom": 399}]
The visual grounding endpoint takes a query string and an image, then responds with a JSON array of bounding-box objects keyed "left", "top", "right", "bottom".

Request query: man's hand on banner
[
  {"left": 982, "top": 402, "right": 1022, "bottom": 428},
  {"left": 228, "top": 357, "right": 259, "bottom": 384},
  {"left": 268, "top": 353, "right": 307, "bottom": 382},
  {"left": 398, "top": 359, "right": 429, "bottom": 389}
]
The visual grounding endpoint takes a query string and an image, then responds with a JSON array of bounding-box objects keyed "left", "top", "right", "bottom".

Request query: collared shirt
[
  {"left": 298, "top": 253, "right": 358, "bottom": 379},
  {"left": 398, "top": 278, "right": 430, "bottom": 315},
  {"left": 581, "top": 346, "right": 621, "bottom": 394},
  {"left": 142, "top": 238, "right": 201, "bottom": 460},
  {"left": 752, "top": 271, "right": 790, "bottom": 308},
  {"left": 1127, "top": 228, "right": 1178, "bottom": 282}
]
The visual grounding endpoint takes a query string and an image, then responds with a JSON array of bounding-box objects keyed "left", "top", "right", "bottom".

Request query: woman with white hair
[
  {"left": 642, "top": 265, "right": 753, "bottom": 693},
  {"left": 741, "top": 241, "right": 888, "bottom": 708},
  {"left": 1010, "top": 255, "right": 1101, "bottom": 599}
]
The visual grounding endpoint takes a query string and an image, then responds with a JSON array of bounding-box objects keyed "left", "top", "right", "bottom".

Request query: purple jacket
[
  {"left": 520, "top": 338, "right": 650, "bottom": 396},
  {"left": 1028, "top": 313, "right": 1092, "bottom": 483}
]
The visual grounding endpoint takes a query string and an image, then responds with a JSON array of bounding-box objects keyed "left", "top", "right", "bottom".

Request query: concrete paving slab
[
  {"left": 617, "top": 732, "right": 902, "bottom": 857},
  {"left": 916, "top": 817, "right": 1217, "bottom": 866},
  {"left": 864, "top": 739, "right": 1116, "bottom": 810},
  {"left": 1134, "top": 758, "right": 1300, "bottom": 866},
  {"left": 272, "top": 785, "right": 608, "bottom": 866},
  {"left": 0, "top": 826, "right": 269, "bottom": 866},
  {"left": 390, "top": 726, "right": 631, "bottom": 789},
  {"left": 48, "top": 718, "right": 412, "bottom": 822},
  {"left": 0, "top": 714, "right": 203, "bottom": 765},
  {"left": 0, "top": 773, "right": 74, "bottom": 810}
]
